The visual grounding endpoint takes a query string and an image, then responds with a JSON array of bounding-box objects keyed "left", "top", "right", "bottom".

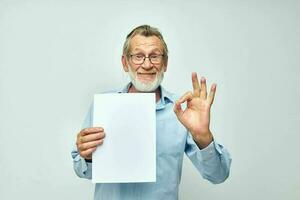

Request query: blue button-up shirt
[{"left": 71, "top": 83, "right": 232, "bottom": 200}]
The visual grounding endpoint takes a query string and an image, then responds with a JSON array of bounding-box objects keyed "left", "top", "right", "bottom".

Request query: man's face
[{"left": 122, "top": 35, "right": 167, "bottom": 92}]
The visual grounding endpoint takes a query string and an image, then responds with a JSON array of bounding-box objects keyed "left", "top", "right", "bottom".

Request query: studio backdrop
[{"left": 0, "top": 0, "right": 299, "bottom": 199}]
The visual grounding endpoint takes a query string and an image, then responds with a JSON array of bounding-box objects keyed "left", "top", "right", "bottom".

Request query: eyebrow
[{"left": 131, "top": 48, "right": 162, "bottom": 54}]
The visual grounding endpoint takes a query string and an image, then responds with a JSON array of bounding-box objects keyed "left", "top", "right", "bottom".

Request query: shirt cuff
[
  {"left": 198, "top": 140, "right": 223, "bottom": 161},
  {"left": 74, "top": 155, "right": 92, "bottom": 176}
]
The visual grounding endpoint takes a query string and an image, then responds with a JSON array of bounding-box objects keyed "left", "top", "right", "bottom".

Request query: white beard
[{"left": 127, "top": 66, "right": 164, "bottom": 92}]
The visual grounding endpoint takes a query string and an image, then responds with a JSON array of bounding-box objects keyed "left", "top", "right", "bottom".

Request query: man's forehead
[{"left": 130, "top": 35, "right": 163, "bottom": 50}]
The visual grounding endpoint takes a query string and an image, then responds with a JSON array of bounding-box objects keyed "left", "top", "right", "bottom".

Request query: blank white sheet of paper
[{"left": 92, "top": 93, "right": 156, "bottom": 183}]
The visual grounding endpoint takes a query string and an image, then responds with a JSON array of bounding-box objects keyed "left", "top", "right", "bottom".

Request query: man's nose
[{"left": 141, "top": 58, "right": 153, "bottom": 70}]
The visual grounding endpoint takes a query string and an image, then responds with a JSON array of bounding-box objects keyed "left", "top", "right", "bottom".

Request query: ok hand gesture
[{"left": 174, "top": 72, "right": 216, "bottom": 149}]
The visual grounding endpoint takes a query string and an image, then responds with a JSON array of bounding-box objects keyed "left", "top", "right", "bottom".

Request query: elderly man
[{"left": 72, "top": 25, "right": 232, "bottom": 200}]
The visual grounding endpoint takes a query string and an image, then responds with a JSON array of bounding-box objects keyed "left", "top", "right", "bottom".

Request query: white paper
[{"left": 92, "top": 93, "right": 156, "bottom": 183}]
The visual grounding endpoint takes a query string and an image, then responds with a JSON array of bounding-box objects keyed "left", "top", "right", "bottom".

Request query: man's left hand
[{"left": 174, "top": 72, "right": 216, "bottom": 149}]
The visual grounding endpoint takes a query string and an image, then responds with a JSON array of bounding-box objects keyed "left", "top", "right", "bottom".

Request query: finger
[
  {"left": 200, "top": 77, "right": 207, "bottom": 99},
  {"left": 80, "top": 132, "right": 105, "bottom": 143},
  {"left": 78, "top": 139, "right": 104, "bottom": 151},
  {"left": 174, "top": 91, "right": 193, "bottom": 118},
  {"left": 80, "top": 147, "right": 97, "bottom": 159},
  {"left": 192, "top": 72, "right": 200, "bottom": 97},
  {"left": 80, "top": 127, "right": 104, "bottom": 136},
  {"left": 173, "top": 100, "right": 183, "bottom": 117},
  {"left": 208, "top": 83, "right": 217, "bottom": 105},
  {"left": 177, "top": 91, "right": 193, "bottom": 104},
  {"left": 77, "top": 128, "right": 104, "bottom": 144}
]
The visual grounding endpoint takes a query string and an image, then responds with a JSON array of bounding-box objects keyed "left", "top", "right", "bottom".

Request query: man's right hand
[{"left": 76, "top": 127, "right": 105, "bottom": 160}]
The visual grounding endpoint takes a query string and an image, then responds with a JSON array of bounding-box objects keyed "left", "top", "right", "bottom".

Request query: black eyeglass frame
[{"left": 129, "top": 54, "right": 165, "bottom": 65}]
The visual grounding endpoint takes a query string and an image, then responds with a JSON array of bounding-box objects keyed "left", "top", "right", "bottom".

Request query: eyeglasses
[{"left": 129, "top": 54, "right": 164, "bottom": 65}]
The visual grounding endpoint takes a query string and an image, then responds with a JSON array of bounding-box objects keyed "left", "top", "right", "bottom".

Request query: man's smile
[{"left": 137, "top": 72, "right": 157, "bottom": 82}]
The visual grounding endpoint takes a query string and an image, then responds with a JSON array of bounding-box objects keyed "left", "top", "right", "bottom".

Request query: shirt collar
[
  {"left": 118, "top": 82, "right": 175, "bottom": 107},
  {"left": 118, "top": 82, "right": 132, "bottom": 93}
]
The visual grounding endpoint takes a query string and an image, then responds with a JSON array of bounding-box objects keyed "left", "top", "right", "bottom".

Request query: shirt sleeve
[
  {"left": 184, "top": 132, "right": 232, "bottom": 184},
  {"left": 71, "top": 103, "right": 94, "bottom": 180}
]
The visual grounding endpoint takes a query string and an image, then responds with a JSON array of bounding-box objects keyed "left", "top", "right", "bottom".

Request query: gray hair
[{"left": 122, "top": 25, "right": 168, "bottom": 61}]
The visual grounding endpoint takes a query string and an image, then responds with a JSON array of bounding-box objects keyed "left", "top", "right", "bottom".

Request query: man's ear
[
  {"left": 163, "top": 58, "right": 168, "bottom": 72},
  {"left": 122, "top": 55, "right": 129, "bottom": 72}
]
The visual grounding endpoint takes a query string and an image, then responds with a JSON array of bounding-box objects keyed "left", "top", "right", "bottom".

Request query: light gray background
[{"left": 1, "top": 0, "right": 299, "bottom": 199}]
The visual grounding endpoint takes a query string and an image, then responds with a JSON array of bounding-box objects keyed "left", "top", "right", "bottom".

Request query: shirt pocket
[{"left": 156, "top": 118, "right": 186, "bottom": 157}]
